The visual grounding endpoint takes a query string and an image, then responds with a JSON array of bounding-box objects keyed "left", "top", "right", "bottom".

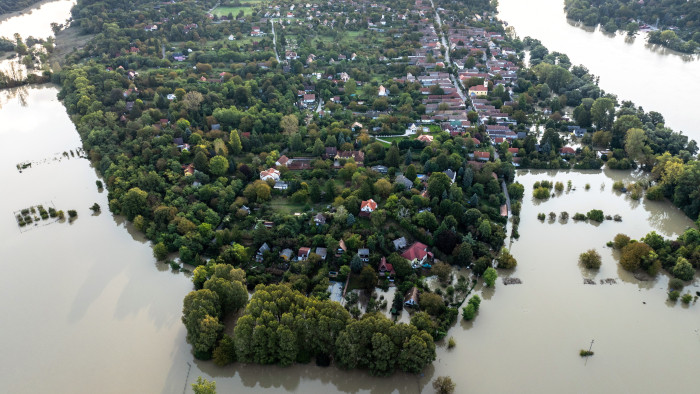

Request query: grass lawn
[
  {"left": 269, "top": 197, "right": 306, "bottom": 214},
  {"left": 213, "top": 4, "right": 257, "bottom": 17}
]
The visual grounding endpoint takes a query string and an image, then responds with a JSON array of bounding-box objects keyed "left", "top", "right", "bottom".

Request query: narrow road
[
  {"left": 430, "top": 0, "right": 467, "bottom": 102},
  {"left": 501, "top": 179, "right": 511, "bottom": 213},
  {"left": 270, "top": 19, "right": 281, "bottom": 63}
]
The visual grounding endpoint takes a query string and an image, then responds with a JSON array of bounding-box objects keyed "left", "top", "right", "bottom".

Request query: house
[
  {"left": 303, "top": 94, "right": 316, "bottom": 103},
  {"left": 404, "top": 287, "right": 419, "bottom": 306},
  {"left": 314, "top": 213, "right": 326, "bottom": 225},
  {"left": 444, "top": 169, "right": 456, "bottom": 184},
  {"left": 468, "top": 84, "right": 488, "bottom": 96},
  {"left": 335, "top": 150, "right": 365, "bottom": 163},
  {"left": 315, "top": 247, "right": 327, "bottom": 260},
  {"left": 280, "top": 248, "right": 293, "bottom": 261},
  {"left": 474, "top": 151, "right": 490, "bottom": 161},
  {"left": 361, "top": 199, "right": 378, "bottom": 214},
  {"left": 396, "top": 174, "right": 414, "bottom": 189},
  {"left": 567, "top": 125, "right": 586, "bottom": 137},
  {"left": 559, "top": 147, "right": 576, "bottom": 156},
  {"left": 401, "top": 242, "right": 432, "bottom": 268},
  {"left": 182, "top": 163, "right": 195, "bottom": 176},
  {"left": 144, "top": 24, "right": 158, "bottom": 32},
  {"left": 324, "top": 147, "right": 338, "bottom": 158},
  {"left": 378, "top": 85, "right": 389, "bottom": 96},
  {"left": 337, "top": 239, "right": 347, "bottom": 255},
  {"left": 260, "top": 168, "right": 281, "bottom": 181},
  {"left": 416, "top": 134, "right": 434, "bottom": 144},
  {"left": 358, "top": 248, "right": 370, "bottom": 262},
  {"left": 276, "top": 155, "right": 289, "bottom": 167},
  {"left": 371, "top": 165, "right": 388, "bottom": 174},
  {"left": 378, "top": 257, "right": 396, "bottom": 279},
  {"left": 298, "top": 247, "right": 311, "bottom": 261},
  {"left": 393, "top": 237, "right": 407, "bottom": 250},
  {"left": 263, "top": 221, "right": 274, "bottom": 229},
  {"left": 507, "top": 147, "right": 519, "bottom": 156},
  {"left": 256, "top": 243, "right": 270, "bottom": 262},
  {"left": 274, "top": 181, "right": 289, "bottom": 190}
]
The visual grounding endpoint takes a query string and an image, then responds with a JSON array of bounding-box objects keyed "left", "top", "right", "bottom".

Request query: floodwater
[
  {"left": 433, "top": 169, "right": 700, "bottom": 393},
  {"left": 1, "top": 2, "right": 699, "bottom": 394},
  {"left": 498, "top": 0, "right": 700, "bottom": 141},
  {"left": 0, "top": 0, "right": 75, "bottom": 39}
]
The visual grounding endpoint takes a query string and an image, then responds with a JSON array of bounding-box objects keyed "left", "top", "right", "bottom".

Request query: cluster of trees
[
  {"left": 186, "top": 283, "right": 438, "bottom": 376},
  {"left": 565, "top": 0, "right": 700, "bottom": 53},
  {"left": 612, "top": 230, "right": 698, "bottom": 282}
]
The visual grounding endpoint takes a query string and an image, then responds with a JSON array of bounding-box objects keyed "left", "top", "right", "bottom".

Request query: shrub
[
  {"left": 613, "top": 234, "right": 630, "bottom": 249},
  {"left": 462, "top": 304, "right": 476, "bottom": 320},
  {"left": 57, "top": 210, "right": 65, "bottom": 219},
  {"left": 447, "top": 337, "right": 456, "bottom": 349},
  {"left": 612, "top": 181, "right": 624, "bottom": 191},
  {"left": 96, "top": 180, "right": 103, "bottom": 189},
  {"left": 585, "top": 183, "right": 590, "bottom": 190},
  {"left": 537, "top": 213, "right": 546, "bottom": 220},
  {"left": 90, "top": 203, "right": 101, "bottom": 212},
  {"left": 579, "top": 350, "right": 594, "bottom": 357},
  {"left": 668, "top": 290, "right": 680, "bottom": 302},
  {"left": 613, "top": 214, "right": 622, "bottom": 222},
  {"left": 646, "top": 185, "right": 664, "bottom": 201},
  {"left": 483, "top": 267, "right": 497, "bottom": 287},
  {"left": 681, "top": 294, "right": 693, "bottom": 304},
  {"left": 672, "top": 257, "right": 695, "bottom": 281},
  {"left": 432, "top": 376, "right": 456, "bottom": 394},
  {"left": 620, "top": 242, "right": 652, "bottom": 271},
  {"left": 555, "top": 182, "right": 564, "bottom": 192},
  {"left": 549, "top": 212, "right": 557, "bottom": 220},
  {"left": 573, "top": 213, "right": 586, "bottom": 221},
  {"left": 467, "top": 294, "right": 481, "bottom": 311},
  {"left": 533, "top": 187, "right": 550, "bottom": 199},
  {"left": 586, "top": 209, "right": 604, "bottom": 222},
  {"left": 579, "top": 249, "right": 602, "bottom": 269},
  {"left": 68, "top": 210, "right": 77, "bottom": 218},
  {"left": 669, "top": 278, "right": 685, "bottom": 291},
  {"left": 560, "top": 211, "right": 569, "bottom": 220}
]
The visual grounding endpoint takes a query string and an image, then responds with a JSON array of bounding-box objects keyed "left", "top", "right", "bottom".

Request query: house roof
[
  {"left": 298, "top": 247, "right": 311, "bottom": 257},
  {"left": 393, "top": 237, "right": 407, "bottom": 250},
  {"left": 315, "top": 247, "right": 327, "bottom": 258},
  {"left": 338, "top": 239, "right": 347, "bottom": 251},
  {"left": 378, "top": 257, "right": 395, "bottom": 274},
  {"left": 361, "top": 199, "right": 377, "bottom": 211},
  {"left": 474, "top": 151, "right": 490, "bottom": 159},
  {"left": 277, "top": 155, "right": 289, "bottom": 165},
  {"left": 358, "top": 248, "right": 370, "bottom": 256},
  {"left": 401, "top": 242, "right": 429, "bottom": 261}
]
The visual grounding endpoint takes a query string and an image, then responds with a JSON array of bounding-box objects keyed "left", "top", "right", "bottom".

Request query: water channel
[
  {"left": 0, "top": 2, "right": 698, "bottom": 393},
  {"left": 498, "top": 0, "right": 700, "bottom": 142}
]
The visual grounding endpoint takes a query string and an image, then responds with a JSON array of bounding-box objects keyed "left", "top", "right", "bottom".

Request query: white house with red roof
[
  {"left": 401, "top": 242, "right": 432, "bottom": 268},
  {"left": 360, "top": 199, "right": 377, "bottom": 217},
  {"left": 260, "top": 168, "right": 280, "bottom": 181},
  {"left": 276, "top": 155, "right": 289, "bottom": 167}
]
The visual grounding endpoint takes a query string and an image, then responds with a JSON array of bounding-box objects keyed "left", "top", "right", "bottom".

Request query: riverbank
[{"left": 50, "top": 25, "right": 93, "bottom": 67}]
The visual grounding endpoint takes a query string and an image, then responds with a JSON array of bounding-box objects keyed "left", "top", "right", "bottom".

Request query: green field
[{"left": 212, "top": 1, "right": 260, "bottom": 18}]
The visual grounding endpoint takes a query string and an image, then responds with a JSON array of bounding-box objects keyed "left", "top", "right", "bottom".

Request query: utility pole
[{"left": 585, "top": 339, "right": 594, "bottom": 366}]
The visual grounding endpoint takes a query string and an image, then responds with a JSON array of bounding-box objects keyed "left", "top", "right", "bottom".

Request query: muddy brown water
[
  {"left": 1, "top": 2, "right": 699, "bottom": 393},
  {"left": 498, "top": 0, "right": 700, "bottom": 141}
]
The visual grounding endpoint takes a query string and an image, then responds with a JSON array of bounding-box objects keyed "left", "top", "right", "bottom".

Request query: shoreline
[{"left": 0, "top": 0, "right": 60, "bottom": 24}]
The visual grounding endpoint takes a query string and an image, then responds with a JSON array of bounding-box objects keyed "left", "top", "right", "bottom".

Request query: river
[
  {"left": 1, "top": 2, "right": 699, "bottom": 394},
  {"left": 498, "top": 0, "right": 700, "bottom": 143}
]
